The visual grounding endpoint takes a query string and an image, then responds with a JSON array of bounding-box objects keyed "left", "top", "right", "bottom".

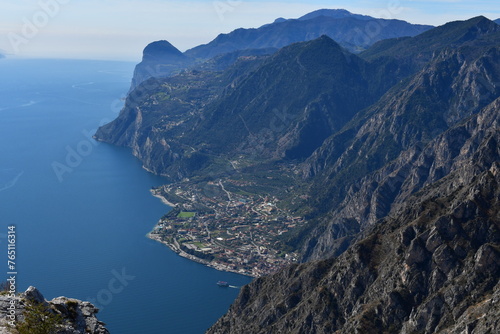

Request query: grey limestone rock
[{"left": 0, "top": 287, "right": 109, "bottom": 334}]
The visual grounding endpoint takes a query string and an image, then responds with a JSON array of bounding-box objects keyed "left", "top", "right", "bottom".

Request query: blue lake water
[{"left": 0, "top": 59, "right": 251, "bottom": 333}]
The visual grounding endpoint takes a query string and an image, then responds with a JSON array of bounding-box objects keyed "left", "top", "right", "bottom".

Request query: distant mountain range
[
  {"left": 185, "top": 9, "right": 432, "bottom": 59},
  {"left": 129, "top": 9, "right": 432, "bottom": 90},
  {"left": 495, "top": 18, "right": 500, "bottom": 24},
  {"left": 96, "top": 12, "right": 500, "bottom": 334}
]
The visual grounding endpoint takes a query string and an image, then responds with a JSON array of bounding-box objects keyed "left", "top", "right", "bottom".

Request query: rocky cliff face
[
  {"left": 207, "top": 98, "right": 500, "bottom": 333},
  {"left": 0, "top": 287, "right": 109, "bottom": 334},
  {"left": 298, "top": 43, "right": 500, "bottom": 261},
  {"left": 130, "top": 40, "right": 193, "bottom": 92},
  {"left": 96, "top": 36, "right": 388, "bottom": 180}
]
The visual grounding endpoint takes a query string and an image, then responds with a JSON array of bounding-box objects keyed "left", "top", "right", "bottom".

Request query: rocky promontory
[{"left": 0, "top": 286, "right": 109, "bottom": 334}]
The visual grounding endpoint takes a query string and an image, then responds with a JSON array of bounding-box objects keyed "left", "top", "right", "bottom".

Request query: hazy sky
[{"left": 1, "top": 0, "right": 499, "bottom": 61}]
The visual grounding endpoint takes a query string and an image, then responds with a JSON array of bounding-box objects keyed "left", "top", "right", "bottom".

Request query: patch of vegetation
[{"left": 12, "top": 301, "right": 64, "bottom": 334}]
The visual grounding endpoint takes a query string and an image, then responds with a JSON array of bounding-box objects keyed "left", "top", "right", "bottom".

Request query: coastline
[
  {"left": 150, "top": 190, "right": 177, "bottom": 208},
  {"left": 147, "top": 190, "right": 256, "bottom": 278},
  {"left": 146, "top": 232, "right": 256, "bottom": 278}
]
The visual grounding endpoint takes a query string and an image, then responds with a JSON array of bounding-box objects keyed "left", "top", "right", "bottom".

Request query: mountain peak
[
  {"left": 280, "top": 35, "right": 345, "bottom": 61},
  {"left": 313, "top": 34, "right": 337, "bottom": 44},
  {"left": 467, "top": 15, "right": 498, "bottom": 27},
  {"left": 185, "top": 10, "right": 430, "bottom": 59},
  {"left": 129, "top": 40, "right": 191, "bottom": 91},
  {"left": 142, "top": 40, "right": 186, "bottom": 63},
  {"left": 298, "top": 8, "right": 373, "bottom": 21}
]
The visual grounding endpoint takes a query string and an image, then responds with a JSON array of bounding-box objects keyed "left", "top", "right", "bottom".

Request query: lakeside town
[{"left": 148, "top": 178, "right": 306, "bottom": 277}]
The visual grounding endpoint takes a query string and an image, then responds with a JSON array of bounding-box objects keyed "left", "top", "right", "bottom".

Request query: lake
[{"left": 0, "top": 59, "right": 251, "bottom": 333}]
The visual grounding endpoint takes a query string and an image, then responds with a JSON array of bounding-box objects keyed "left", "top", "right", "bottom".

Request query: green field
[{"left": 177, "top": 211, "right": 196, "bottom": 218}]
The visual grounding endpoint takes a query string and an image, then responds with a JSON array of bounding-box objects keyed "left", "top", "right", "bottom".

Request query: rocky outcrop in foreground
[{"left": 0, "top": 287, "right": 109, "bottom": 334}]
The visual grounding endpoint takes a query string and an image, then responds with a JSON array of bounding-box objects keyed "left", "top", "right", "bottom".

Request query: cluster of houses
[{"left": 150, "top": 181, "right": 306, "bottom": 276}]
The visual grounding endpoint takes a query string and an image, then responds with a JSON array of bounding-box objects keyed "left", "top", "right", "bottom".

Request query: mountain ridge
[
  {"left": 298, "top": 8, "right": 374, "bottom": 21},
  {"left": 96, "top": 35, "right": 392, "bottom": 179},
  {"left": 185, "top": 13, "right": 432, "bottom": 59},
  {"left": 130, "top": 8, "right": 433, "bottom": 89}
]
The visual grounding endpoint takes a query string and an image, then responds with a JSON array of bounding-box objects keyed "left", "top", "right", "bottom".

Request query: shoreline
[
  {"left": 147, "top": 188, "right": 261, "bottom": 278},
  {"left": 150, "top": 190, "right": 177, "bottom": 208},
  {"left": 146, "top": 232, "right": 256, "bottom": 278}
]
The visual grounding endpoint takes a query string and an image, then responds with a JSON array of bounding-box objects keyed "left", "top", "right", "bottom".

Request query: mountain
[
  {"left": 0, "top": 286, "right": 109, "bottom": 333},
  {"left": 185, "top": 10, "right": 432, "bottom": 59},
  {"left": 361, "top": 16, "right": 499, "bottom": 64},
  {"left": 207, "top": 97, "right": 500, "bottom": 332},
  {"left": 98, "top": 17, "right": 498, "bottom": 185},
  {"left": 495, "top": 18, "right": 500, "bottom": 24},
  {"left": 130, "top": 9, "right": 432, "bottom": 89},
  {"left": 292, "top": 16, "right": 500, "bottom": 261},
  {"left": 96, "top": 36, "right": 392, "bottom": 179},
  {"left": 298, "top": 8, "right": 373, "bottom": 21},
  {"left": 188, "top": 36, "right": 379, "bottom": 160},
  {"left": 205, "top": 18, "right": 500, "bottom": 332},
  {"left": 96, "top": 16, "right": 500, "bottom": 334},
  {"left": 130, "top": 40, "right": 193, "bottom": 91}
]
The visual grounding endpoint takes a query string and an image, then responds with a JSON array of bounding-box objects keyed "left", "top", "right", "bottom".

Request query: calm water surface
[{"left": 0, "top": 59, "right": 251, "bottom": 333}]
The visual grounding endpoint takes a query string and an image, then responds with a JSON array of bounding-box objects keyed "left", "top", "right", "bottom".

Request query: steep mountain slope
[
  {"left": 290, "top": 17, "right": 500, "bottom": 261},
  {"left": 96, "top": 36, "right": 389, "bottom": 179},
  {"left": 207, "top": 97, "right": 500, "bottom": 334},
  {"left": 97, "top": 18, "right": 500, "bottom": 257},
  {"left": 95, "top": 61, "right": 247, "bottom": 177},
  {"left": 190, "top": 36, "right": 379, "bottom": 160}
]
